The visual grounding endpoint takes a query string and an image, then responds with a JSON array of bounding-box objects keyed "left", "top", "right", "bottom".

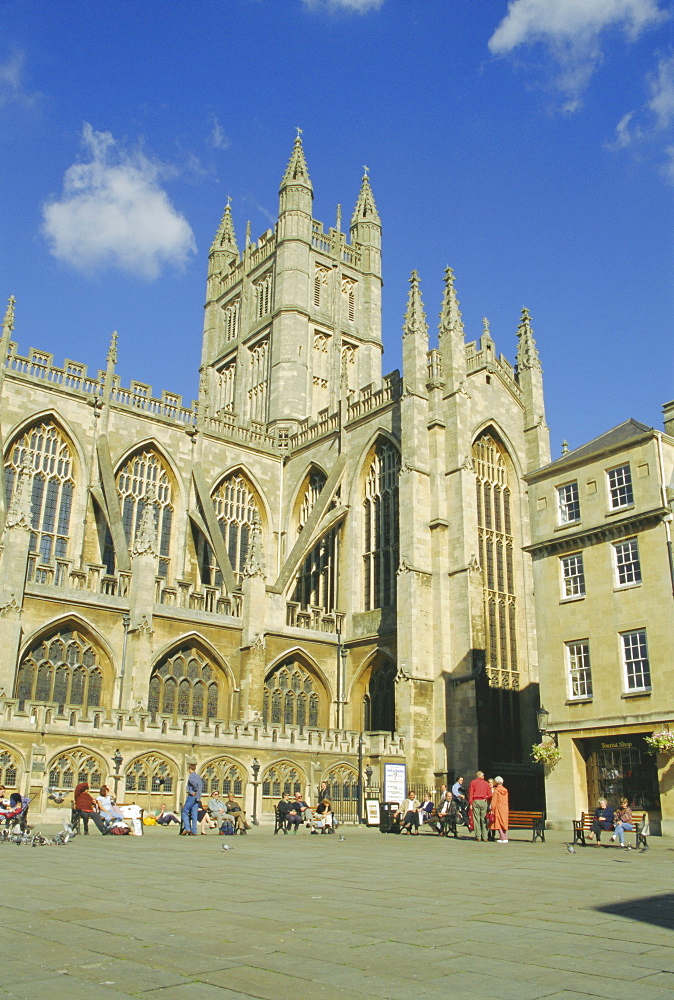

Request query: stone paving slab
[{"left": 0, "top": 826, "right": 673, "bottom": 1000}]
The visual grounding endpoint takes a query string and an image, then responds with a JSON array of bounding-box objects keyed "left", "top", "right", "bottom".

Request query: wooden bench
[
  {"left": 572, "top": 810, "right": 648, "bottom": 848},
  {"left": 421, "top": 806, "right": 461, "bottom": 837},
  {"left": 489, "top": 810, "right": 545, "bottom": 842}
]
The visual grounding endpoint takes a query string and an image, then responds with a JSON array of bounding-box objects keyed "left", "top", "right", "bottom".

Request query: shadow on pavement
[{"left": 596, "top": 893, "right": 674, "bottom": 929}]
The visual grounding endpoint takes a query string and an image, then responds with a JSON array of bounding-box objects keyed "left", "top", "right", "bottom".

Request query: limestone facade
[
  {"left": 0, "top": 137, "right": 548, "bottom": 823},
  {"left": 526, "top": 417, "right": 674, "bottom": 834}
]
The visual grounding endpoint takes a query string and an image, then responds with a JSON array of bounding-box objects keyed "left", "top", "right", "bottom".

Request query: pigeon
[
  {"left": 47, "top": 788, "right": 67, "bottom": 804},
  {"left": 221, "top": 843, "right": 233, "bottom": 851},
  {"left": 339, "top": 835, "right": 346, "bottom": 842},
  {"left": 565, "top": 843, "right": 575, "bottom": 854}
]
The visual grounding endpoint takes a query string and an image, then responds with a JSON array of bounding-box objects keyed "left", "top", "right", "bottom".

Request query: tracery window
[
  {"left": 117, "top": 450, "right": 173, "bottom": 578},
  {"left": 312, "top": 332, "right": 330, "bottom": 416},
  {"left": 474, "top": 433, "right": 517, "bottom": 681},
  {"left": 340, "top": 343, "right": 357, "bottom": 393},
  {"left": 261, "top": 761, "right": 304, "bottom": 799},
  {"left": 341, "top": 276, "right": 356, "bottom": 321},
  {"left": 48, "top": 750, "right": 103, "bottom": 790},
  {"left": 298, "top": 471, "right": 326, "bottom": 532},
  {"left": 223, "top": 298, "right": 240, "bottom": 342},
  {"left": 263, "top": 660, "right": 320, "bottom": 729},
  {"left": 364, "top": 659, "right": 396, "bottom": 733},
  {"left": 15, "top": 628, "right": 104, "bottom": 712},
  {"left": 323, "top": 763, "right": 359, "bottom": 802},
  {"left": 314, "top": 265, "right": 329, "bottom": 309},
  {"left": 248, "top": 337, "right": 269, "bottom": 424},
  {"left": 210, "top": 473, "right": 260, "bottom": 584},
  {"left": 216, "top": 361, "right": 236, "bottom": 413},
  {"left": 363, "top": 441, "right": 400, "bottom": 611},
  {"left": 124, "top": 754, "right": 176, "bottom": 794},
  {"left": 4, "top": 420, "right": 75, "bottom": 563},
  {"left": 254, "top": 272, "right": 273, "bottom": 319},
  {"left": 201, "top": 758, "right": 245, "bottom": 797},
  {"left": 147, "top": 646, "right": 222, "bottom": 722},
  {"left": 293, "top": 527, "right": 339, "bottom": 612},
  {"left": 0, "top": 747, "right": 19, "bottom": 788}
]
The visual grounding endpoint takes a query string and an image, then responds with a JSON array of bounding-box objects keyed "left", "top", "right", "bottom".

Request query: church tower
[{"left": 199, "top": 135, "right": 384, "bottom": 434}]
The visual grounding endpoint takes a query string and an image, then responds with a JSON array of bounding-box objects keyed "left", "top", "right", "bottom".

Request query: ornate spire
[
  {"left": 516, "top": 307, "right": 541, "bottom": 373},
  {"left": 243, "top": 512, "right": 265, "bottom": 578},
  {"left": 402, "top": 271, "right": 428, "bottom": 340},
  {"left": 210, "top": 198, "right": 239, "bottom": 255},
  {"left": 438, "top": 267, "right": 464, "bottom": 340},
  {"left": 280, "top": 131, "right": 312, "bottom": 190},
  {"left": 6, "top": 452, "right": 34, "bottom": 530},
  {"left": 132, "top": 483, "right": 158, "bottom": 557},
  {"left": 2, "top": 295, "right": 15, "bottom": 334},
  {"left": 351, "top": 167, "right": 380, "bottom": 225}
]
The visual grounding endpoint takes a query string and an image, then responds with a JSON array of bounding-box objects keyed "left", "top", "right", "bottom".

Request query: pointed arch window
[
  {"left": 210, "top": 473, "right": 260, "bottom": 584},
  {"left": 4, "top": 420, "right": 75, "bottom": 564},
  {"left": 15, "top": 628, "right": 105, "bottom": 712},
  {"left": 254, "top": 272, "right": 273, "bottom": 319},
  {"left": 48, "top": 749, "right": 103, "bottom": 790},
  {"left": 147, "top": 646, "right": 223, "bottom": 723},
  {"left": 124, "top": 754, "right": 176, "bottom": 795},
  {"left": 340, "top": 342, "right": 357, "bottom": 393},
  {"left": 312, "top": 331, "right": 330, "bottom": 416},
  {"left": 248, "top": 337, "right": 269, "bottom": 424},
  {"left": 264, "top": 660, "right": 321, "bottom": 729},
  {"left": 363, "top": 441, "right": 400, "bottom": 611},
  {"left": 117, "top": 449, "right": 173, "bottom": 578},
  {"left": 474, "top": 433, "right": 517, "bottom": 679},
  {"left": 201, "top": 758, "right": 245, "bottom": 797},
  {"left": 0, "top": 746, "right": 19, "bottom": 788},
  {"left": 261, "top": 761, "right": 304, "bottom": 800},
  {"left": 364, "top": 659, "right": 396, "bottom": 733}
]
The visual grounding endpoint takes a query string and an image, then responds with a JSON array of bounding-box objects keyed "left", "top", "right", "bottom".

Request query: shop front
[{"left": 580, "top": 733, "right": 661, "bottom": 819}]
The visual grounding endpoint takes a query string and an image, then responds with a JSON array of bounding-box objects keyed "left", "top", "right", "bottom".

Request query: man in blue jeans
[{"left": 181, "top": 763, "right": 203, "bottom": 836}]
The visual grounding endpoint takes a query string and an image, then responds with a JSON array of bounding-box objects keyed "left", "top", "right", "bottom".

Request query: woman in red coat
[
  {"left": 73, "top": 781, "right": 110, "bottom": 835},
  {"left": 490, "top": 776, "right": 509, "bottom": 843}
]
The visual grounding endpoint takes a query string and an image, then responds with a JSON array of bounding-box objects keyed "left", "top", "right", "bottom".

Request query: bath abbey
[{"left": 3, "top": 135, "right": 670, "bottom": 829}]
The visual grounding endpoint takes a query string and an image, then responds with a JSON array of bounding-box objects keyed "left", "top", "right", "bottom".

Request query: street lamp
[
  {"left": 358, "top": 734, "right": 365, "bottom": 824},
  {"left": 536, "top": 705, "right": 558, "bottom": 746},
  {"left": 112, "top": 748, "right": 124, "bottom": 800},
  {"left": 251, "top": 757, "right": 260, "bottom": 826}
]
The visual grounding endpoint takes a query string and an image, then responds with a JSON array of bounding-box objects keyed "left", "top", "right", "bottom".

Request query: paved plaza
[{"left": 1, "top": 823, "right": 673, "bottom": 1000}]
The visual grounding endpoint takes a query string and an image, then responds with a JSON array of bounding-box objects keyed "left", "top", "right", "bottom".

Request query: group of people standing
[{"left": 396, "top": 771, "right": 510, "bottom": 842}]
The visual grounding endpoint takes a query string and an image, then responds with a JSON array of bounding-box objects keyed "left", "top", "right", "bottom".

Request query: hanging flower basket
[
  {"left": 644, "top": 730, "right": 674, "bottom": 756},
  {"left": 531, "top": 742, "right": 562, "bottom": 770}
]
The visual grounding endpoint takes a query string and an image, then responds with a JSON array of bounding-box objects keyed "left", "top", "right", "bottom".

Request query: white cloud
[
  {"left": 209, "top": 116, "right": 230, "bottom": 150},
  {"left": 42, "top": 123, "right": 196, "bottom": 280},
  {"left": 648, "top": 52, "right": 674, "bottom": 127},
  {"left": 0, "top": 49, "right": 41, "bottom": 108},
  {"left": 489, "top": 0, "right": 669, "bottom": 109},
  {"left": 301, "top": 0, "right": 384, "bottom": 12}
]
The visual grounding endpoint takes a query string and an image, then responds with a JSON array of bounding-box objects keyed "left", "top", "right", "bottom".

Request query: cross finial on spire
[
  {"left": 295, "top": 126, "right": 303, "bottom": 139},
  {"left": 363, "top": 165, "right": 369, "bottom": 177}
]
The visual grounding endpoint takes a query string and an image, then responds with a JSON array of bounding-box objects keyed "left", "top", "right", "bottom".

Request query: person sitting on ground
[
  {"left": 311, "top": 798, "right": 334, "bottom": 833},
  {"left": 278, "top": 791, "right": 301, "bottom": 832},
  {"left": 610, "top": 797, "right": 634, "bottom": 848},
  {"left": 224, "top": 793, "right": 249, "bottom": 833},
  {"left": 96, "top": 785, "right": 125, "bottom": 824},
  {"left": 73, "top": 781, "right": 110, "bottom": 835},
  {"left": 589, "top": 798, "right": 615, "bottom": 846},
  {"left": 290, "top": 791, "right": 312, "bottom": 826},
  {"left": 396, "top": 793, "right": 421, "bottom": 835},
  {"left": 155, "top": 803, "right": 180, "bottom": 825}
]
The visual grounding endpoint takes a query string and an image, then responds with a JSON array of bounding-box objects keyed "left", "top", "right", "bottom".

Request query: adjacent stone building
[
  {"left": 0, "top": 136, "right": 547, "bottom": 823},
  {"left": 526, "top": 412, "right": 674, "bottom": 834}
]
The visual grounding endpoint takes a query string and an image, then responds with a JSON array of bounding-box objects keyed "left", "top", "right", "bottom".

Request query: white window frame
[
  {"left": 613, "top": 537, "right": 642, "bottom": 588},
  {"left": 566, "top": 640, "right": 592, "bottom": 700},
  {"left": 621, "top": 629, "right": 651, "bottom": 692},
  {"left": 607, "top": 464, "right": 633, "bottom": 510},
  {"left": 560, "top": 553, "right": 585, "bottom": 599},
  {"left": 557, "top": 481, "right": 580, "bottom": 524}
]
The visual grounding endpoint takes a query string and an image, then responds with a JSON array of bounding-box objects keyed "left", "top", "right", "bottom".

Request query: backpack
[
  {"left": 110, "top": 824, "right": 130, "bottom": 835},
  {"left": 219, "top": 819, "right": 235, "bottom": 835}
]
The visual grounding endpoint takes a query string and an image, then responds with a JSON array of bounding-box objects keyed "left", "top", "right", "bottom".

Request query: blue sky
[{"left": 1, "top": 0, "right": 672, "bottom": 456}]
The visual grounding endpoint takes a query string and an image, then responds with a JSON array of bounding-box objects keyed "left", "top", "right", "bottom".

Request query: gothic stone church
[{"left": 0, "top": 136, "right": 550, "bottom": 820}]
